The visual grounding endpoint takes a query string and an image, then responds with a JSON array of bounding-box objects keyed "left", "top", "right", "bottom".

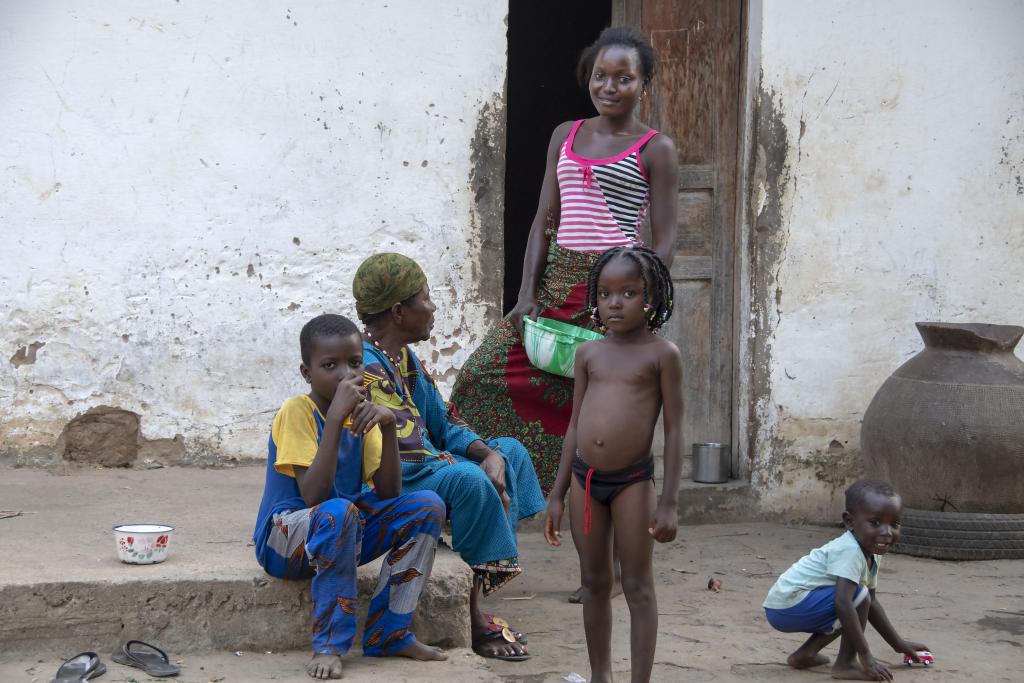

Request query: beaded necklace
[
  {"left": 363, "top": 329, "right": 402, "bottom": 367},
  {"left": 363, "top": 330, "right": 411, "bottom": 398}
]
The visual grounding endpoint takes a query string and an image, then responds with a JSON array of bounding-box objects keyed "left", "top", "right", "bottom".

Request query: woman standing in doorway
[{"left": 451, "top": 25, "right": 679, "bottom": 496}]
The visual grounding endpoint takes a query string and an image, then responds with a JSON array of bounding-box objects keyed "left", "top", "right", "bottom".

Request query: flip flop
[
  {"left": 49, "top": 652, "right": 106, "bottom": 683},
  {"left": 481, "top": 613, "right": 527, "bottom": 643},
  {"left": 111, "top": 640, "right": 180, "bottom": 677},
  {"left": 472, "top": 624, "right": 530, "bottom": 662}
]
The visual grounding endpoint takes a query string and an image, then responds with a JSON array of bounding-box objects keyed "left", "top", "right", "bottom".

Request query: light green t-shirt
[{"left": 763, "top": 530, "right": 879, "bottom": 610}]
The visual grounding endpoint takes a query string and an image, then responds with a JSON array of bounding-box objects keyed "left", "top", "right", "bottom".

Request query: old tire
[
  {"left": 894, "top": 544, "right": 1024, "bottom": 561},
  {"left": 894, "top": 508, "right": 1024, "bottom": 560},
  {"left": 902, "top": 508, "right": 1024, "bottom": 532},
  {"left": 897, "top": 527, "right": 1024, "bottom": 542}
]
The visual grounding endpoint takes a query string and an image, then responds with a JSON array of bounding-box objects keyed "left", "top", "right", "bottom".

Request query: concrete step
[
  {"left": 677, "top": 478, "right": 759, "bottom": 524},
  {"left": 0, "top": 466, "right": 470, "bottom": 657}
]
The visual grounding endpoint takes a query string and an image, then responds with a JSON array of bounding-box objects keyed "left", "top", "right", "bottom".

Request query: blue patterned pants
[{"left": 258, "top": 490, "right": 445, "bottom": 656}]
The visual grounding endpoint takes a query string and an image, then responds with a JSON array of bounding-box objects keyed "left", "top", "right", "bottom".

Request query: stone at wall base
[{"left": 61, "top": 406, "right": 140, "bottom": 467}]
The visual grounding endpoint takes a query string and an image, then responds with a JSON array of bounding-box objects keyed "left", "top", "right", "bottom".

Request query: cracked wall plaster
[
  {"left": 0, "top": 1, "right": 509, "bottom": 463},
  {"left": 748, "top": 1, "right": 1024, "bottom": 520}
]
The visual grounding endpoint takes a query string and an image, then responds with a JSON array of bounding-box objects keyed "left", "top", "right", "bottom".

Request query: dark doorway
[{"left": 502, "top": 1, "right": 612, "bottom": 313}]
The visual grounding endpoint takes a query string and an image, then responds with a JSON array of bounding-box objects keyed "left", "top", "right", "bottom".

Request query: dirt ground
[
  {"left": 1, "top": 467, "right": 1022, "bottom": 682},
  {"left": 5, "top": 529, "right": 1022, "bottom": 682}
]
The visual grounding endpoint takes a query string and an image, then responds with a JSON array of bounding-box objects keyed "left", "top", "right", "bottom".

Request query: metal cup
[{"left": 692, "top": 443, "right": 731, "bottom": 483}]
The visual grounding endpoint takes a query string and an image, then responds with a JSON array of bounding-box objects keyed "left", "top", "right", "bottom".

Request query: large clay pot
[{"left": 861, "top": 322, "right": 1024, "bottom": 514}]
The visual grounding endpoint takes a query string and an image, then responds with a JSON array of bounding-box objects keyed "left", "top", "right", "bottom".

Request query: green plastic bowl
[{"left": 523, "top": 316, "right": 603, "bottom": 378}]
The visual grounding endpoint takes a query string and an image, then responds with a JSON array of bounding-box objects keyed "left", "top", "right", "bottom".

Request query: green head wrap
[{"left": 352, "top": 252, "right": 428, "bottom": 318}]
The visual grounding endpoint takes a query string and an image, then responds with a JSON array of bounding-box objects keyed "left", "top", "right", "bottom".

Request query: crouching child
[
  {"left": 254, "top": 314, "right": 447, "bottom": 680},
  {"left": 763, "top": 480, "right": 930, "bottom": 681}
]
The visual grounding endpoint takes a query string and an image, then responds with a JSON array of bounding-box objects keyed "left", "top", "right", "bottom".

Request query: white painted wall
[
  {"left": 751, "top": 0, "right": 1024, "bottom": 518},
  {"left": 0, "top": 1, "right": 507, "bottom": 462}
]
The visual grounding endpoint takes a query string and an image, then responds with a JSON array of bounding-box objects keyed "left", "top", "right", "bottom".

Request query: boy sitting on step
[{"left": 253, "top": 313, "right": 447, "bottom": 680}]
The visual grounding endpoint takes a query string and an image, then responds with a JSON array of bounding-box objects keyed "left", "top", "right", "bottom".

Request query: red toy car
[{"left": 903, "top": 650, "right": 934, "bottom": 666}]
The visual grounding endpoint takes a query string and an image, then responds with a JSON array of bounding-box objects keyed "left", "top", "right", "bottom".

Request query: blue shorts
[{"left": 764, "top": 585, "right": 868, "bottom": 634}]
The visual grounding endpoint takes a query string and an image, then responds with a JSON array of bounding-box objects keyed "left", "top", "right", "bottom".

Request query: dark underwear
[{"left": 572, "top": 451, "right": 655, "bottom": 534}]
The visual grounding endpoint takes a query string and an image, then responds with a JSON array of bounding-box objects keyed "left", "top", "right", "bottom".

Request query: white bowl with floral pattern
[{"left": 113, "top": 524, "right": 174, "bottom": 564}]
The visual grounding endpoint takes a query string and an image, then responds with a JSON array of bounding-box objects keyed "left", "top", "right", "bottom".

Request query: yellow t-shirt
[{"left": 271, "top": 395, "right": 382, "bottom": 487}]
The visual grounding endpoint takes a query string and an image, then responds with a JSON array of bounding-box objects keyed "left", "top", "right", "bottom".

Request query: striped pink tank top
[{"left": 555, "top": 119, "right": 659, "bottom": 253}]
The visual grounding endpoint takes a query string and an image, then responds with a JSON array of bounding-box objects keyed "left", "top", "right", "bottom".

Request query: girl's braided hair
[{"left": 585, "top": 245, "right": 675, "bottom": 332}]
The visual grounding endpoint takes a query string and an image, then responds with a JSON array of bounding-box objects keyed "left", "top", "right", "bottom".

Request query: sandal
[
  {"left": 49, "top": 652, "right": 106, "bottom": 683},
  {"left": 111, "top": 640, "right": 180, "bottom": 677},
  {"left": 472, "top": 623, "right": 530, "bottom": 662},
  {"left": 481, "top": 613, "right": 527, "bottom": 644}
]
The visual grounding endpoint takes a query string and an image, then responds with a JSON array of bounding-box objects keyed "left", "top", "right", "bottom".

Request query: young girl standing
[{"left": 545, "top": 246, "right": 684, "bottom": 683}]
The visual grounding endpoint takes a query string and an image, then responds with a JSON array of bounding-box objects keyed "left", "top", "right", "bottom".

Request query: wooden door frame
[
  {"left": 612, "top": 0, "right": 761, "bottom": 480},
  {"left": 732, "top": 0, "right": 760, "bottom": 480}
]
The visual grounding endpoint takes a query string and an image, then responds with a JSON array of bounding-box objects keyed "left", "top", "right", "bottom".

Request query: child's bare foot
[
  {"left": 567, "top": 578, "right": 622, "bottom": 604},
  {"left": 392, "top": 639, "right": 447, "bottom": 661},
  {"left": 307, "top": 653, "right": 343, "bottom": 680},
  {"left": 831, "top": 663, "right": 875, "bottom": 680},
  {"left": 788, "top": 652, "right": 830, "bottom": 669}
]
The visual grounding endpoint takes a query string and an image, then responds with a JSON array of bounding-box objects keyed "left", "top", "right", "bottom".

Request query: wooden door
[{"left": 614, "top": 0, "right": 743, "bottom": 478}]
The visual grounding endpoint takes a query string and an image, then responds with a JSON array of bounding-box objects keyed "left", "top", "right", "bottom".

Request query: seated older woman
[{"left": 352, "top": 253, "right": 545, "bottom": 662}]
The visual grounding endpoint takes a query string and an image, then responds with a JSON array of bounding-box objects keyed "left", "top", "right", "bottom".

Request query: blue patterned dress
[{"left": 363, "top": 341, "right": 546, "bottom": 593}]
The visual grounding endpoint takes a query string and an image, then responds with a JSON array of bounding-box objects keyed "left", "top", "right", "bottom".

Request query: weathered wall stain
[
  {"left": 468, "top": 95, "right": 508, "bottom": 327},
  {"left": 10, "top": 341, "right": 46, "bottom": 367},
  {"left": 0, "top": 1, "right": 509, "bottom": 467},
  {"left": 999, "top": 111, "right": 1024, "bottom": 196},
  {"left": 747, "top": 2, "right": 1024, "bottom": 520},
  {"left": 745, "top": 80, "right": 894, "bottom": 518},
  {"left": 771, "top": 442, "right": 866, "bottom": 521},
  {"left": 747, "top": 84, "right": 791, "bottom": 493}
]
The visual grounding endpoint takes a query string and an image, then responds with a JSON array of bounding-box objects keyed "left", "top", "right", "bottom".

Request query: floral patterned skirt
[{"left": 449, "top": 238, "right": 598, "bottom": 493}]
